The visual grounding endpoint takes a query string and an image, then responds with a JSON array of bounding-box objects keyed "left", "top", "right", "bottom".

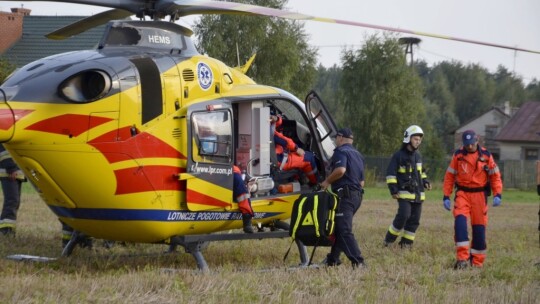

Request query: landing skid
[
  {"left": 169, "top": 229, "right": 308, "bottom": 271},
  {"left": 60, "top": 222, "right": 308, "bottom": 271}
]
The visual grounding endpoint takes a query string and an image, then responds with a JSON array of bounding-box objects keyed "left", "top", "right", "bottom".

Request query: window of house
[{"left": 524, "top": 148, "right": 539, "bottom": 160}]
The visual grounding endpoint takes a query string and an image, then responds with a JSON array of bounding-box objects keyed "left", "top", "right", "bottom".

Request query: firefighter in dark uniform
[
  {"left": 0, "top": 144, "right": 25, "bottom": 236},
  {"left": 384, "top": 125, "right": 431, "bottom": 248},
  {"left": 320, "top": 128, "right": 366, "bottom": 268}
]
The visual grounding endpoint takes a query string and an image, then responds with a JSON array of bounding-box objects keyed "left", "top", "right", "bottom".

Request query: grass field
[{"left": 1, "top": 186, "right": 539, "bottom": 303}]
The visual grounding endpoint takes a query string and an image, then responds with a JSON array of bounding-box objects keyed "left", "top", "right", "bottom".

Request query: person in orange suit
[
  {"left": 443, "top": 130, "right": 503, "bottom": 269},
  {"left": 271, "top": 114, "right": 318, "bottom": 185}
]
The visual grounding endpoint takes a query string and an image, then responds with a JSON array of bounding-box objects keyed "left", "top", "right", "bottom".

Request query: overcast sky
[{"left": 3, "top": 0, "right": 539, "bottom": 83}]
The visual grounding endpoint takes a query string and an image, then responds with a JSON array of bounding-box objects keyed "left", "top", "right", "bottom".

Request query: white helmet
[{"left": 403, "top": 125, "right": 424, "bottom": 143}]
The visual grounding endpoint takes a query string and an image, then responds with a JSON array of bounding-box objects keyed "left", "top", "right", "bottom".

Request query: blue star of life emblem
[{"left": 197, "top": 62, "right": 213, "bottom": 91}]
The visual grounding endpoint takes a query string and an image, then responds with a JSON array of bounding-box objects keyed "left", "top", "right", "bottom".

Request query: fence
[{"left": 363, "top": 156, "right": 537, "bottom": 190}]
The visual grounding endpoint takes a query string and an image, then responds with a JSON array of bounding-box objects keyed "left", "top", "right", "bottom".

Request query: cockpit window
[{"left": 191, "top": 110, "right": 232, "bottom": 164}]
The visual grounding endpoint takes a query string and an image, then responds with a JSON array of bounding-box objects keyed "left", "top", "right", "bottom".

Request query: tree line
[{"left": 315, "top": 42, "right": 540, "bottom": 159}]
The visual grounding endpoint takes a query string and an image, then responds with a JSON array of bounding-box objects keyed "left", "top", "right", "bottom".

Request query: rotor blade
[
  {"left": 165, "top": 0, "right": 540, "bottom": 55},
  {"left": 2, "top": 0, "right": 146, "bottom": 12},
  {"left": 45, "top": 9, "right": 134, "bottom": 40}
]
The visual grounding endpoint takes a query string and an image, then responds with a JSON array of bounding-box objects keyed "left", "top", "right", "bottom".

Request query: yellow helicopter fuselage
[{"left": 0, "top": 20, "right": 336, "bottom": 243}]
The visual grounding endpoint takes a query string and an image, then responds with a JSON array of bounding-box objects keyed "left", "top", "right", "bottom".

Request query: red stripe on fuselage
[
  {"left": 89, "top": 128, "right": 187, "bottom": 163},
  {"left": 114, "top": 165, "right": 185, "bottom": 195},
  {"left": 187, "top": 189, "right": 231, "bottom": 208},
  {"left": 25, "top": 114, "right": 112, "bottom": 136},
  {"left": 0, "top": 109, "right": 33, "bottom": 130}
]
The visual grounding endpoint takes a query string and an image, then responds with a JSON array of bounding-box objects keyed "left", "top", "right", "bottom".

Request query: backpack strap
[{"left": 290, "top": 196, "right": 308, "bottom": 240}]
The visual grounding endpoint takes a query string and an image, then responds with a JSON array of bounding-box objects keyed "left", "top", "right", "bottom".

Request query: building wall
[
  {"left": 0, "top": 8, "right": 31, "bottom": 54},
  {"left": 499, "top": 144, "right": 522, "bottom": 160},
  {"left": 499, "top": 142, "right": 540, "bottom": 160},
  {"left": 454, "top": 110, "right": 509, "bottom": 149}
]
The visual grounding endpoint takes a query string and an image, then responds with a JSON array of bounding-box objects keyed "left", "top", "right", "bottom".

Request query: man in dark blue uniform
[{"left": 320, "top": 128, "right": 366, "bottom": 268}]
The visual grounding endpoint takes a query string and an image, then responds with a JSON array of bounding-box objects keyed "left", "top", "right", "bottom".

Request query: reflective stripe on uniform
[
  {"left": 0, "top": 150, "right": 10, "bottom": 162},
  {"left": 0, "top": 219, "right": 16, "bottom": 229},
  {"left": 280, "top": 153, "right": 289, "bottom": 170},
  {"left": 62, "top": 229, "right": 73, "bottom": 240},
  {"left": 236, "top": 193, "right": 250, "bottom": 202},
  {"left": 397, "top": 191, "right": 415, "bottom": 200},
  {"left": 402, "top": 230, "right": 415, "bottom": 241},
  {"left": 470, "top": 248, "right": 487, "bottom": 255},
  {"left": 446, "top": 167, "right": 457, "bottom": 175},
  {"left": 388, "top": 224, "right": 402, "bottom": 236},
  {"left": 386, "top": 175, "right": 397, "bottom": 184},
  {"left": 0, "top": 169, "right": 25, "bottom": 180},
  {"left": 488, "top": 166, "right": 500, "bottom": 175},
  {"left": 455, "top": 241, "right": 469, "bottom": 247},
  {"left": 397, "top": 166, "right": 411, "bottom": 173}
]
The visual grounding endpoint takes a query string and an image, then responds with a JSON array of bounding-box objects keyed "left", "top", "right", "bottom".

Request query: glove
[
  {"left": 443, "top": 196, "right": 451, "bottom": 211},
  {"left": 493, "top": 194, "right": 502, "bottom": 207}
]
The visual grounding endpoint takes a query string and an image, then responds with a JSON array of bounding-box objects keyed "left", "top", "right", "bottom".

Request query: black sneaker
[
  {"left": 0, "top": 227, "right": 15, "bottom": 237},
  {"left": 353, "top": 261, "right": 368, "bottom": 269},
  {"left": 321, "top": 256, "right": 342, "bottom": 267},
  {"left": 454, "top": 260, "right": 469, "bottom": 270},
  {"left": 399, "top": 242, "right": 413, "bottom": 249}
]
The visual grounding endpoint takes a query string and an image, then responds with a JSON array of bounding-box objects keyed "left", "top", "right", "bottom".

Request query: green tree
[
  {"left": 492, "top": 65, "right": 526, "bottom": 107},
  {"left": 424, "top": 69, "right": 459, "bottom": 153},
  {"left": 0, "top": 57, "right": 15, "bottom": 83},
  {"left": 192, "top": 0, "right": 318, "bottom": 98},
  {"left": 339, "top": 34, "right": 425, "bottom": 156},
  {"left": 313, "top": 64, "right": 343, "bottom": 123},
  {"left": 525, "top": 79, "right": 540, "bottom": 100}
]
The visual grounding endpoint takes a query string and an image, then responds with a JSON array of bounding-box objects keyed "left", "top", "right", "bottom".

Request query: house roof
[
  {"left": 1, "top": 15, "right": 106, "bottom": 67},
  {"left": 451, "top": 106, "right": 510, "bottom": 135},
  {"left": 495, "top": 101, "right": 540, "bottom": 143}
]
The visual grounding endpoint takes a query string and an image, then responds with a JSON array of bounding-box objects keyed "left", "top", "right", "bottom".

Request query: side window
[{"left": 191, "top": 110, "right": 232, "bottom": 164}]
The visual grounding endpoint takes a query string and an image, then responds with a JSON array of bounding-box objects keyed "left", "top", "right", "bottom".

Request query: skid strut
[{"left": 169, "top": 230, "right": 307, "bottom": 271}]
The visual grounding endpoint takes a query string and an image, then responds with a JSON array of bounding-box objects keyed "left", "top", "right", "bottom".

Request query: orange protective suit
[
  {"left": 272, "top": 116, "right": 318, "bottom": 184},
  {"left": 443, "top": 145, "right": 502, "bottom": 267}
]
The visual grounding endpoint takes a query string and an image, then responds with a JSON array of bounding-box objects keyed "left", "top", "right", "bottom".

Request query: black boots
[
  {"left": 0, "top": 226, "right": 15, "bottom": 237},
  {"left": 242, "top": 214, "right": 254, "bottom": 233}
]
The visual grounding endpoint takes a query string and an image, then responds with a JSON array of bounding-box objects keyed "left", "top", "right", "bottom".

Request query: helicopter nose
[{"left": 0, "top": 90, "right": 15, "bottom": 142}]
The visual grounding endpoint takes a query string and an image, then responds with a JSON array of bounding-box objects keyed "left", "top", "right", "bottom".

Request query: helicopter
[{"left": 0, "top": 0, "right": 537, "bottom": 271}]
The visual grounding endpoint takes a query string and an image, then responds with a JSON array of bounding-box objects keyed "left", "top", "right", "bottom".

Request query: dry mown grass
[{"left": 1, "top": 188, "right": 539, "bottom": 303}]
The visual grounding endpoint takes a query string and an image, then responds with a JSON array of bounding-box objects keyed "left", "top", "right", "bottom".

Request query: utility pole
[{"left": 399, "top": 37, "right": 421, "bottom": 68}]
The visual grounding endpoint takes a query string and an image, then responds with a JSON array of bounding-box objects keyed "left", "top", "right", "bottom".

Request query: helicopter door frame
[
  {"left": 304, "top": 90, "right": 338, "bottom": 151},
  {"left": 185, "top": 106, "right": 234, "bottom": 212}
]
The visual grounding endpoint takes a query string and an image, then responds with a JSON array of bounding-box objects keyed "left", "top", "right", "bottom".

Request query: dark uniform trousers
[
  {"left": 385, "top": 199, "right": 422, "bottom": 245},
  {"left": 0, "top": 177, "right": 22, "bottom": 221},
  {"left": 327, "top": 190, "right": 364, "bottom": 265}
]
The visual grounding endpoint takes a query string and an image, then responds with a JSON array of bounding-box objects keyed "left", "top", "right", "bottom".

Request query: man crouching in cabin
[{"left": 233, "top": 166, "right": 254, "bottom": 233}]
